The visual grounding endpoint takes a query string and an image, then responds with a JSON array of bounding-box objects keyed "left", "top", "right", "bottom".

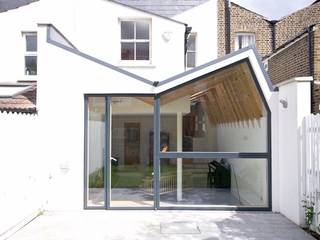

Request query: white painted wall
[
  {"left": 174, "top": 0, "right": 218, "bottom": 66},
  {"left": 229, "top": 158, "right": 268, "bottom": 206},
  {"left": 216, "top": 118, "right": 267, "bottom": 152},
  {"left": 215, "top": 119, "right": 268, "bottom": 206},
  {"left": 0, "top": 0, "right": 186, "bottom": 84},
  {"left": 277, "top": 77, "right": 312, "bottom": 225},
  {"left": 0, "top": 113, "right": 48, "bottom": 235}
]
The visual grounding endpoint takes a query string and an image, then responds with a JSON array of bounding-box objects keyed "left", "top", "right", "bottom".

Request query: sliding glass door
[{"left": 110, "top": 97, "right": 154, "bottom": 208}]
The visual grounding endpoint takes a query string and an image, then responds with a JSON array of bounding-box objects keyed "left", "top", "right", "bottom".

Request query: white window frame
[
  {"left": 23, "top": 32, "right": 37, "bottom": 78},
  {"left": 119, "top": 19, "right": 152, "bottom": 66},
  {"left": 186, "top": 33, "right": 197, "bottom": 69},
  {"left": 235, "top": 33, "right": 255, "bottom": 51}
]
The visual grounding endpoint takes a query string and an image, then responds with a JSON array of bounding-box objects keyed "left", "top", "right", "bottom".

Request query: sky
[{"left": 231, "top": 0, "right": 315, "bottom": 20}]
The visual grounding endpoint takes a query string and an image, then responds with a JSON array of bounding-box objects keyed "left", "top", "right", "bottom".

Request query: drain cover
[{"left": 160, "top": 222, "right": 201, "bottom": 234}]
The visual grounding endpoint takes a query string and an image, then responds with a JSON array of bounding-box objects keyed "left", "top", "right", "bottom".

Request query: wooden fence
[{"left": 302, "top": 114, "right": 320, "bottom": 228}]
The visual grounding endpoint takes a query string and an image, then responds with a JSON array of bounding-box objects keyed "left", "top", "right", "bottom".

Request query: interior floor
[{"left": 87, "top": 187, "right": 240, "bottom": 207}]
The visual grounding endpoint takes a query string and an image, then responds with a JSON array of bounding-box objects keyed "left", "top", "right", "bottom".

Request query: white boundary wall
[
  {"left": 277, "top": 77, "right": 312, "bottom": 225},
  {"left": 0, "top": 113, "right": 48, "bottom": 236}
]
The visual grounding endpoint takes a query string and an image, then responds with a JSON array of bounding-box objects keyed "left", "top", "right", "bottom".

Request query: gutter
[
  {"left": 225, "top": 0, "right": 231, "bottom": 54},
  {"left": 270, "top": 20, "right": 278, "bottom": 52},
  {"left": 308, "top": 25, "right": 315, "bottom": 113}
]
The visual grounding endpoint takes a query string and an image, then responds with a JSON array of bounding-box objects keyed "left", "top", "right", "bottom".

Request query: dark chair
[{"left": 207, "top": 162, "right": 216, "bottom": 188}]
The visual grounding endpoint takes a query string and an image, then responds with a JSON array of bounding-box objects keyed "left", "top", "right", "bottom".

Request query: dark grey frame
[{"left": 83, "top": 59, "right": 272, "bottom": 211}]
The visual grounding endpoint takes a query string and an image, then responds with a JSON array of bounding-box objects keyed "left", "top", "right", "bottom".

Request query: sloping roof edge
[
  {"left": 45, "top": 24, "right": 276, "bottom": 95},
  {"left": 44, "top": 24, "right": 155, "bottom": 86},
  {"left": 263, "top": 28, "right": 310, "bottom": 61},
  {"left": 157, "top": 45, "right": 276, "bottom": 92}
]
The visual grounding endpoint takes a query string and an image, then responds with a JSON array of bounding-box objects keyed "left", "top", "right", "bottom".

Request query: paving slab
[{"left": 7, "top": 211, "right": 315, "bottom": 240}]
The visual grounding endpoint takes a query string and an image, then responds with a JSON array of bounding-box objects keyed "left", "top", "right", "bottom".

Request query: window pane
[
  {"left": 236, "top": 34, "right": 255, "bottom": 50},
  {"left": 160, "top": 61, "right": 268, "bottom": 152},
  {"left": 87, "top": 97, "right": 105, "bottom": 207},
  {"left": 136, "top": 21, "right": 149, "bottom": 40},
  {"left": 121, "top": 21, "right": 134, "bottom": 39},
  {"left": 121, "top": 42, "right": 134, "bottom": 60},
  {"left": 187, "top": 35, "right": 196, "bottom": 51},
  {"left": 26, "top": 35, "right": 37, "bottom": 52},
  {"left": 159, "top": 158, "right": 268, "bottom": 208},
  {"left": 110, "top": 97, "right": 154, "bottom": 207},
  {"left": 136, "top": 42, "right": 149, "bottom": 60},
  {"left": 186, "top": 52, "right": 195, "bottom": 68},
  {"left": 25, "top": 56, "right": 37, "bottom": 75}
]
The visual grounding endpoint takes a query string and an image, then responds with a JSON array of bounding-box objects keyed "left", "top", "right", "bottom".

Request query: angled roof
[
  {"left": 0, "top": 83, "right": 37, "bottom": 114},
  {"left": 45, "top": 24, "right": 275, "bottom": 95},
  {"left": 0, "top": 0, "right": 37, "bottom": 12},
  {"left": 111, "top": 0, "right": 210, "bottom": 17}
]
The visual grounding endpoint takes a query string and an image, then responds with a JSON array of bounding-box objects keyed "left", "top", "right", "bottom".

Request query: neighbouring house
[
  {"left": 0, "top": 0, "right": 314, "bottom": 236},
  {"left": 218, "top": 0, "right": 320, "bottom": 113}
]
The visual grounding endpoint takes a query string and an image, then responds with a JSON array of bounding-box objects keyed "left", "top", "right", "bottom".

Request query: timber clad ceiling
[{"left": 161, "top": 62, "right": 265, "bottom": 125}]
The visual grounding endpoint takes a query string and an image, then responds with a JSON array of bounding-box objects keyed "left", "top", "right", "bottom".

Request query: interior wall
[
  {"left": 229, "top": 158, "right": 268, "bottom": 206},
  {"left": 215, "top": 117, "right": 268, "bottom": 206},
  {"left": 215, "top": 117, "right": 267, "bottom": 152}
]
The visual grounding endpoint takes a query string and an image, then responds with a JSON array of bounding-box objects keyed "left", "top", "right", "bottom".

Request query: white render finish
[
  {"left": 277, "top": 77, "right": 312, "bottom": 225},
  {"left": 173, "top": 0, "right": 218, "bottom": 66}
]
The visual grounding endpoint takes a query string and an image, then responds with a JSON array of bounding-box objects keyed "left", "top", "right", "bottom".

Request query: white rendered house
[{"left": 0, "top": 0, "right": 312, "bottom": 235}]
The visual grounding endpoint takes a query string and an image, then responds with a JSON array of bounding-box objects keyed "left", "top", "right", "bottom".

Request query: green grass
[{"left": 89, "top": 164, "right": 177, "bottom": 188}]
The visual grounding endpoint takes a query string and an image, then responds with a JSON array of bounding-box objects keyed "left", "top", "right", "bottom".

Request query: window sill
[{"left": 118, "top": 61, "right": 155, "bottom": 68}]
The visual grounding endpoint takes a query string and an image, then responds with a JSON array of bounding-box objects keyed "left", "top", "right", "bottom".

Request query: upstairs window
[
  {"left": 235, "top": 33, "right": 255, "bottom": 50},
  {"left": 186, "top": 33, "right": 196, "bottom": 68},
  {"left": 120, "top": 20, "right": 150, "bottom": 61},
  {"left": 24, "top": 33, "right": 37, "bottom": 76}
]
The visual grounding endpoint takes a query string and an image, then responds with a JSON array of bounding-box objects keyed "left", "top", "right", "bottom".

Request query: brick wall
[
  {"left": 267, "top": 34, "right": 310, "bottom": 85},
  {"left": 229, "top": 3, "right": 273, "bottom": 57},
  {"left": 217, "top": 1, "right": 320, "bottom": 113},
  {"left": 275, "top": 2, "right": 320, "bottom": 49},
  {"left": 313, "top": 26, "right": 320, "bottom": 112},
  {"left": 217, "top": 0, "right": 229, "bottom": 57}
]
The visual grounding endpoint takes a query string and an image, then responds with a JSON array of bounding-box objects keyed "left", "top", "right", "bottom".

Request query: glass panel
[
  {"left": 136, "top": 21, "right": 149, "bottom": 40},
  {"left": 121, "top": 21, "right": 134, "bottom": 39},
  {"left": 26, "top": 35, "right": 37, "bottom": 52},
  {"left": 87, "top": 97, "right": 105, "bottom": 207},
  {"left": 186, "top": 52, "right": 195, "bottom": 68},
  {"left": 159, "top": 158, "right": 268, "bottom": 208},
  {"left": 136, "top": 42, "right": 149, "bottom": 60},
  {"left": 160, "top": 61, "right": 268, "bottom": 152},
  {"left": 110, "top": 97, "right": 154, "bottom": 207},
  {"left": 25, "top": 56, "right": 37, "bottom": 75},
  {"left": 236, "top": 34, "right": 255, "bottom": 50},
  {"left": 121, "top": 42, "right": 134, "bottom": 60},
  {"left": 187, "top": 35, "right": 196, "bottom": 51}
]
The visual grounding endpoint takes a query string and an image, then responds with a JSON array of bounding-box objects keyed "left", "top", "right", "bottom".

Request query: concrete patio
[{"left": 7, "top": 211, "right": 314, "bottom": 240}]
